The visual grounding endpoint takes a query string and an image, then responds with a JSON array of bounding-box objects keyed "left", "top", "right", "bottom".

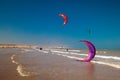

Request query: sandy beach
[
  {"left": 0, "top": 48, "right": 120, "bottom": 80},
  {"left": 0, "top": 49, "right": 34, "bottom": 80},
  {"left": 0, "top": 0, "right": 120, "bottom": 80}
]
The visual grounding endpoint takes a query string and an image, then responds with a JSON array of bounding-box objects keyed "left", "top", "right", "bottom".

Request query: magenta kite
[{"left": 76, "top": 40, "right": 96, "bottom": 62}]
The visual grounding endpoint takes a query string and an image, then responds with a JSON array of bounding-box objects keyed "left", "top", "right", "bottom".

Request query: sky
[{"left": 0, "top": 0, "right": 120, "bottom": 50}]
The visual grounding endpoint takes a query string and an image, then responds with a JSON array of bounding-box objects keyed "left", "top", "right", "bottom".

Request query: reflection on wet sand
[{"left": 86, "top": 62, "right": 96, "bottom": 80}]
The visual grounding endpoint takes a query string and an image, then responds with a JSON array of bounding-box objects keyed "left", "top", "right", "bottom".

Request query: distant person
[
  {"left": 66, "top": 48, "right": 68, "bottom": 52},
  {"left": 40, "top": 48, "right": 42, "bottom": 50}
]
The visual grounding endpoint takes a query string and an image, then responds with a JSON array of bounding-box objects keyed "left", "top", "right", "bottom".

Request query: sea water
[{"left": 10, "top": 48, "right": 120, "bottom": 80}]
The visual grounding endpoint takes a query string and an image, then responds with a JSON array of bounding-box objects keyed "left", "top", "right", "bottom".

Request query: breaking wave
[{"left": 34, "top": 49, "right": 120, "bottom": 69}]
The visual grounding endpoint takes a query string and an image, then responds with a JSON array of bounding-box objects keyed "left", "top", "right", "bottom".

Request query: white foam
[
  {"left": 11, "top": 58, "right": 18, "bottom": 65},
  {"left": 55, "top": 53, "right": 82, "bottom": 60},
  {"left": 11, "top": 54, "right": 16, "bottom": 60},
  {"left": 51, "top": 50, "right": 70, "bottom": 54},
  {"left": 34, "top": 49, "right": 49, "bottom": 53},
  {"left": 96, "top": 51, "right": 107, "bottom": 54},
  {"left": 68, "top": 50, "right": 81, "bottom": 52},
  {"left": 56, "top": 53, "right": 120, "bottom": 69},
  {"left": 34, "top": 49, "right": 120, "bottom": 69},
  {"left": 21, "top": 49, "right": 34, "bottom": 52},
  {"left": 11, "top": 54, "right": 19, "bottom": 64},
  {"left": 92, "top": 61, "right": 120, "bottom": 69},
  {"left": 95, "top": 55, "right": 120, "bottom": 61},
  {"left": 11, "top": 54, "right": 30, "bottom": 76},
  {"left": 51, "top": 50, "right": 120, "bottom": 61},
  {"left": 17, "top": 65, "right": 30, "bottom": 77}
]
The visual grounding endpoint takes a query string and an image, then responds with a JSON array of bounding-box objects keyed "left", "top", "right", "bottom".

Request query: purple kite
[{"left": 76, "top": 40, "right": 96, "bottom": 62}]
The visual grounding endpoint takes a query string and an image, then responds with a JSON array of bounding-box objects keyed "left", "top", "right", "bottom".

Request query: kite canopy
[
  {"left": 59, "top": 14, "right": 68, "bottom": 25},
  {"left": 76, "top": 40, "right": 96, "bottom": 62}
]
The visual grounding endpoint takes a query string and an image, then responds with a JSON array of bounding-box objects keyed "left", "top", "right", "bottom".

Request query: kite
[
  {"left": 76, "top": 40, "right": 96, "bottom": 62},
  {"left": 87, "top": 28, "right": 91, "bottom": 35},
  {"left": 59, "top": 13, "right": 68, "bottom": 25}
]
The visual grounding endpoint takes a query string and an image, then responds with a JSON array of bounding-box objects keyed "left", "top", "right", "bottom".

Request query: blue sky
[{"left": 0, "top": 0, "right": 120, "bottom": 50}]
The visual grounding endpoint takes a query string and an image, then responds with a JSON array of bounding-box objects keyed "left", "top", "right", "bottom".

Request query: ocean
[{"left": 0, "top": 48, "right": 120, "bottom": 80}]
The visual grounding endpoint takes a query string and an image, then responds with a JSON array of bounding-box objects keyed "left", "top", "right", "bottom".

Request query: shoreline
[
  {"left": 0, "top": 48, "right": 120, "bottom": 80},
  {"left": 0, "top": 50, "right": 34, "bottom": 80}
]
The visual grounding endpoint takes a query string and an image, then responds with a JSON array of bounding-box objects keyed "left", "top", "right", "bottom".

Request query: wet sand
[
  {"left": 0, "top": 49, "right": 34, "bottom": 80},
  {"left": 0, "top": 48, "right": 120, "bottom": 80}
]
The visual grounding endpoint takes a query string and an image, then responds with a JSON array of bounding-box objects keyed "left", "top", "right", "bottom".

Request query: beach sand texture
[{"left": 0, "top": 48, "right": 120, "bottom": 80}]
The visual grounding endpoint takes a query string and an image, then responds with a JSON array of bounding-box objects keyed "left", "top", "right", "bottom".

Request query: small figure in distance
[
  {"left": 40, "top": 48, "right": 42, "bottom": 50},
  {"left": 66, "top": 48, "right": 68, "bottom": 52}
]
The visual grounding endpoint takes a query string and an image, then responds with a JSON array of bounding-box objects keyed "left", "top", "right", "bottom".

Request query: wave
[
  {"left": 16, "top": 64, "right": 31, "bottom": 77},
  {"left": 10, "top": 54, "right": 31, "bottom": 77},
  {"left": 34, "top": 49, "right": 120, "bottom": 69},
  {"left": 50, "top": 50, "right": 120, "bottom": 61},
  {"left": 11, "top": 54, "right": 19, "bottom": 64},
  {"left": 33, "top": 48, "right": 49, "bottom": 53},
  {"left": 21, "top": 49, "right": 35, "bottom": 53},
  {"left": 53, "top": 53, "right": 120, "bottom": 69}
]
